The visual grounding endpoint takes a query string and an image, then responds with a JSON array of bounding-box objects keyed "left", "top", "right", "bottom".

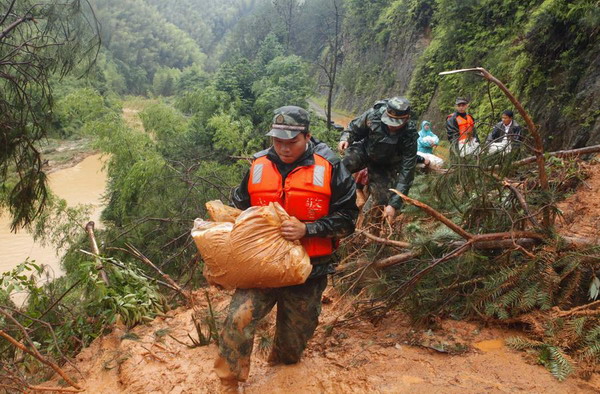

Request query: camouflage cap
[
  {"left": 455, "top": 97, "right": 469, "bottom": 105},
  {"left": 381, "top": 96, "right": 411, "bottom": 127},
  {"left": 266, "top": 106, "right": 310, "bottom": 139}
]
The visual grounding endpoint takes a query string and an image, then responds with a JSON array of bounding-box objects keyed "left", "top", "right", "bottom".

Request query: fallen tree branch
[
  {"left": 27, "top": 385, "right": 83, "bottom": 393},
  {"left": 514, "top": 144, "right": 600, "bottom": 167},
  {"left": 452, "top": 238, "right": 540, "bottom": 250},
  {"left": 125, "top": 243, "right": 191, "bottom": 303},
  {"left": 372, "top": 242, "right": 474, "bottom": 323},
  {"left": 502, "top": 180, "right": 541, "bottom": 228},
  {"left": 374, "top": 251, "right": 420, "bottom": 268},
  {"left": 389, "top": 189, "right": 473, "bottom": 240},
  {"left": 0, "top": 328, "right": 81, "bottom": 390},
  {"left": 358, "top": 230, "right": 411, "bottom": 249},
  {"left": 79, "top": 249, "right": 180, "bottom": 292},
  {"left": 558, "top": 236, "right": 600, "bottom": 251},
  {"left": 85, "top": 221, "right": 109, "bottom": 285},
  {"left": 552, "top": 300, "right": 600, "bottom": 318}
]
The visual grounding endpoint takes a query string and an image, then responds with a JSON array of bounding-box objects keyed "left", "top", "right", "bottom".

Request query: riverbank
[
  {"left": 0, "top": 153, "right": 108, "bottom": 278},
  {"left": 39, "top": 137, "right": 99, "bottom": 174}
]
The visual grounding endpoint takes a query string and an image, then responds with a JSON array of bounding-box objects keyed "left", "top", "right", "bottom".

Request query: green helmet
[
  {"left": 265, "top": 106, "right": 310, "bottom": 139},
  {"left": 381, "top": 96, "right": 411, "bottom": 127}
]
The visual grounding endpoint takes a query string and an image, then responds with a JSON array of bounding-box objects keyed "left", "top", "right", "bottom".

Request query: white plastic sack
[
  {"left": 458, "top": 140, "right": 480, "bottom": 157},
  {"left": 417, "top": 152, "right": 444, "bottom": 168}
]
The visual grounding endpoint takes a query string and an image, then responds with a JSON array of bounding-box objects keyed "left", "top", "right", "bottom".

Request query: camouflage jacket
[{"left": 340, "top": 103, "right": 418, "bottom": 208}]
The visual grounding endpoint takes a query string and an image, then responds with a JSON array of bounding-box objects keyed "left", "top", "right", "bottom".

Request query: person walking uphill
[
  {"left": 446, "top": 97, "right": 479, "bottom": 157},
  {"left": 214, "top": 106, "right": 358, "bottom": 391},
  {"left": 338, "top": 96, "right": 418, "bottom": 220}
]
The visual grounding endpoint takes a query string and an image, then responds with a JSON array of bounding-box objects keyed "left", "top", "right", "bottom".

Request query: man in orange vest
[
  {"left": 214, "top": 105, "right": 358, "bottom": 391},
  {"left": 446, "top": 97, "right": 479, "bottom": 157}
]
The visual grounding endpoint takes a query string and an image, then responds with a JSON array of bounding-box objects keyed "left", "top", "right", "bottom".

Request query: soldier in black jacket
[{"left": 338, "top": 97, "right": 418, "bottom": 220}]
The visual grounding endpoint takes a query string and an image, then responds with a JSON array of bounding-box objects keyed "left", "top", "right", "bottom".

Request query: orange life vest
[
  {"left": 247, "top": 154, "right": 334, "bottom": 257},
  {"left": 455, "top": 114, "right": 475, "bottom": 141}
]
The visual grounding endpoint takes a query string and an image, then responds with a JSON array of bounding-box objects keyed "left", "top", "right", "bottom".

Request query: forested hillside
[
  {"left": 87, "top": 0, "right": 600, "bottom": 150},
  {"left": 333, "top": 0, "right": 600, "bottom": 150}
]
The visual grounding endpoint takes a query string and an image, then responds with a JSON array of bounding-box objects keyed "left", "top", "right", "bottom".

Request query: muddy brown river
[{"left": 0, "top": 154, "right": 107, "bottom": 278}]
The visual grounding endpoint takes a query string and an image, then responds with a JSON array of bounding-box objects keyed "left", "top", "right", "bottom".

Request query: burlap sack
[{"left": 191, "top": 202, "right": 311, "bottom": 289}]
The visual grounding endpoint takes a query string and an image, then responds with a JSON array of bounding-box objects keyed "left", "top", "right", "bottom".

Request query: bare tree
[
  {"left": 315, "top": 0, "right": 345, "bottom": 129},
  {"left": 0, "top": 0, "right": 100, "bottom": 231},
  {"left": 272, "top": 0, "right": 301, "bottom": 52}
]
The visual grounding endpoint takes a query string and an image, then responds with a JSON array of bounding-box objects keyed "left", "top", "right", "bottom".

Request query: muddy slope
[{"left": 44, "top": 287, "right": 599, "bottom": 393}]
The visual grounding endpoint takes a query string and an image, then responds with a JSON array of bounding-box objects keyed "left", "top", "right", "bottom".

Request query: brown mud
[
  {"left": 556, "top": 161, "right": 600, "bottom": 239},
  {"left": 45, "top": 283, "right": 600, "bottom": 393}
]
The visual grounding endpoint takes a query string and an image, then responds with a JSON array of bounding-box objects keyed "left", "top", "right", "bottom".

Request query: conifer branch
[
  {"left": 390, "top": 189, "right": 473, "bottom": 240},
  {"left": 358, "top": 230, "right": 411, "bottom": 249}
]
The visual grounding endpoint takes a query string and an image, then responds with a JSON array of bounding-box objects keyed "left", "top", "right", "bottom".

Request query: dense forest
[{"left": 1, "top": 0, "right": 599, "bottom": 389}]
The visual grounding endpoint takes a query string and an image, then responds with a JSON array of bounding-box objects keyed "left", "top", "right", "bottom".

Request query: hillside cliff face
[{"left": 333, "top": 0, "right": 599, "bottom": 150}]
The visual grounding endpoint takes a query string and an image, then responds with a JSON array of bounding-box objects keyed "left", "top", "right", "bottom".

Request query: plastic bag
[
  {"left": 205, "top": 200, "right": 242, "bottom": 223},
  {"left": 191, "top": 202, "right": 311, "bottom": 289}
]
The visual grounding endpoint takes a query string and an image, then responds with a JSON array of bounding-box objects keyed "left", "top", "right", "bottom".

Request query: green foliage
[
  {"left": 90, "top": 0, "right": 206, "bottom": 94},
  {"left": 507, "top": 338, "right": 575, "bottom": 381},
  {"left": 54, "top": 88, "right": 121, "bottom": 137},
  {"left": 83, "top": 258, "right": 167, "bottom": 327},
  {"left": 252, "top": 55, "right": 312, "bottom": 124},
  {"left": 153, "top": 67, "right": 182, "bottom": 97},
  {"left": 0, "top": 255, "right": 166, "bottom": 383},
  {"left": 145, "top": 0, "right": 259, "bottom": 63},
  {"left": 30, "top": 194, "right": 92, "bottom": 252},
  {"left": 139, "top": 102, "right": 190, "bottom": 158},
  {"left": 208, "top": 111, "right": 261, "bottom": 156},
  {"left": 0, "top": 0, "right": 100, "bottom": 231}
]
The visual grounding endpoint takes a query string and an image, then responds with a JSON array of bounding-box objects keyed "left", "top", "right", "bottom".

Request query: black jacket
[
  {"left": 486, "top": 120, "right": 522, "bottom": 146},
  {"left": 232, "top": 137, "right": 358, "bottom": 242},
  {"left": 340, "top": 103, "right": 418, "bottom": 209}
]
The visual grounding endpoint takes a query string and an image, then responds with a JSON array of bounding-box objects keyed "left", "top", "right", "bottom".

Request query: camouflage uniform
[
  {"left": 215, "top": 106, "right": 357, "bottom": 384},
  {"left": 214, "top": 276, "right": 328, "bottom": 382},
  {"left": 340, "top": 99, "right": 418, "bottom": 210}
]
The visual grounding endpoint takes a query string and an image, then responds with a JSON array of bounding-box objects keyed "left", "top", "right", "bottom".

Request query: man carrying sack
[{"left": 214, "top": 105, "right": 358, "bottom": 391}]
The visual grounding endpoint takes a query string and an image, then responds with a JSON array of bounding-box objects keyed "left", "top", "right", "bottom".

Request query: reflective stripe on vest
[
  {"left": 456, "top": 114, "right": 475, "bottom": 141},
  {"left": 247, "top": 154, "right": 334, "bottom": 257}
]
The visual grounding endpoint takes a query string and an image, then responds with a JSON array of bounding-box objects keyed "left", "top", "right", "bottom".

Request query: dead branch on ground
[
  {"left": 85, "top": 221, "right": 109, "bottom": 285},
  {"left": 514, "top": 144, "right": 600, "bottom": 167},
  {"left": 0, "top": 310, "right": 82, "bottom": 390}
]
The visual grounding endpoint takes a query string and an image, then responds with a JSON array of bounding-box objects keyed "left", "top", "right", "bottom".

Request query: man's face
[
  {"left": 387, "top": 115, "right": 410, "bottom": 133},
  {"left": 273, "top": 133, "right": 310, "bottom": 164},
  {"left": 456, "top": 103, "right": 468, "bottom": 112},
  {"left": 501, "top": 114, "right": 512, "bottom": 126}
]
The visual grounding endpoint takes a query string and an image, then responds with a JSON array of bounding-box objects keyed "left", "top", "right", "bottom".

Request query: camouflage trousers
[
  {"left": 342, "top": 141, "right": 399, "bottom": 207},
  {"left": 214, "top": 275, "right": 328, "bottom": 383}
]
